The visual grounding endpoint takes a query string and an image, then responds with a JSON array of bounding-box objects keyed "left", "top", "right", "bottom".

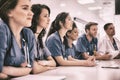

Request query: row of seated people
[{"left": 0, "top": 0, "right": 120, "bottom": 79}]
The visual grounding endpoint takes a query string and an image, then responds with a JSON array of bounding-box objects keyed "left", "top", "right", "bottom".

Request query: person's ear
[
  {"left": 86, "top": 29, "right": 89, "bottom": 33},
  {"left": 8, "top": 10, "right": 13, "bottom": 17},
  {"left": 59, "top": 21, "right": 63, "bottom": 27}
]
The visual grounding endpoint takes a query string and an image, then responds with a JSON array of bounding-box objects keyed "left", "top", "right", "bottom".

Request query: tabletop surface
[{"left": 11, "top": 59, "right": 120, "bottom": 80}]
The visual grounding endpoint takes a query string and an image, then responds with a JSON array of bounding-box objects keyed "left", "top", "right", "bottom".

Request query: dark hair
[
  {"left": 104, "top": 23, "right": 113, "bottom": 31},
  {"left": 64, "top": 22, "right": 77, "bottom": 49},
  {"left": 30, "top": 4, "right": 50, "bottom": 48},
  {"left": 85, "top": 22, "right": 98, "bottom": 32},
  {"left": 47, "top": 12, "right": 69, "bottom": 37},
  {"left": 66, "top": 22, "right": 77, "bottom": 37},
  {"left": 0, "top": 0, "right": 18, "bottom": 24}
]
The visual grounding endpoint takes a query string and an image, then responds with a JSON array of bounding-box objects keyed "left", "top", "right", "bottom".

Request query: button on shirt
[
  {"left": 76, "top": 34, "right": 98, "bottom": 59},
  {"left": 0, "top": 20, "right": 35, "bottom": 72}
]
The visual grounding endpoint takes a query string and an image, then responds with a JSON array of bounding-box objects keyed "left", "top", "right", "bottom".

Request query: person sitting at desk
[
  {"left": 98, "top": 23, "right": 120, "bottom": 59},
  {"left": 46, "top": 12, "right": 95, "bottom": 67},
  {"left": 30, "top": 4, "right": 56, "bottom": 74},
  {"left": 76, "top": 22, "right": 111, "bottom": 60},
  {"left": 0, "top": 0, "right": 35, "bottom": 79},
  {"left": 64, "top": 22, "right": 79, "bottom": 60}
]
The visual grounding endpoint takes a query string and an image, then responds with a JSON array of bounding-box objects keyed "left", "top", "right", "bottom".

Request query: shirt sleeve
[
  {"left": 0, "top": 23, "right": 8, "bottom": 72},
  {"left": 65, "top": 48, "right": 71, "bottom": 57},
  {"left": 97, "top": 39, "right": 107, "bottom": 54},
  {"left": 76, "top": 37, "right": 87, "bottom": 53},
  {"left": 43, "top": 46, "right": 51, "bottom": 58},
  {"left": 46, "top": 37, "right": 62, "bottom": 57}
]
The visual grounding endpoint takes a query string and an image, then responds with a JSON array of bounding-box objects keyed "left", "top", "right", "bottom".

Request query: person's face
[
  {"left": 68, "top": 28, "right": 79, "bottom": 41},
  {"left": 87, "top": 25, "right": 98, "bottom": 38},
  {"left": 64, "top": 15, "right": 73, "bottom": 30},
  {"left": 38, "top": 8, "right": 50, "bottom": 29},
  {"left": 106, "top": 24, "right": 115, "bottom": 36},
  {"left": 8, "top": 0, "right": 33, "bottom": 27}
]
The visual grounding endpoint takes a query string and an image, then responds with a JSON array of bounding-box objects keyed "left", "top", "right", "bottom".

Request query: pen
[{"left": 101, "top": 66, "right": 120, "bottom": 69}]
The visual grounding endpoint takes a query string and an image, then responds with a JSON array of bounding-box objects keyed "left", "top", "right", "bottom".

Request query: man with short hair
[
  {"left": 76, "top": 22, "right": 111, "bottom": 60},
  {"left": 98, "top": 23, "right": 120, "bottom": 59}
]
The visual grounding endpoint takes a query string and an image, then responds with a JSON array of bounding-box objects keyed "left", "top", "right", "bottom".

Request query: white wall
[
  {"left": 31, "top": 0, "right": 104, "bottom": 22},
  {"left": 114, "top": 15, "right": 120, "bottom": 40}
]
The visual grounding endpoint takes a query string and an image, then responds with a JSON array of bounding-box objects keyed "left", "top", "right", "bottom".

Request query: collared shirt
[
  {"left": 35, "top": 39, "right": 51, "bottom": 60},
  {"left": 0, "top": 20, "right": 35, "bottom": 72},
  {"left": 76, "top": 34, "right": 98, "bottom": 58},
  {"left": 113, "top": 38, "right": 118, "bottom": 50},
  {"left": 46, "top": 31, "right": 66, "bottom": 66},
  {"left": 65, "top": 44, "right": 77, "bottom": 58},
  {"left": 98, "top": 35, "right": 120, "bottom": 58}
]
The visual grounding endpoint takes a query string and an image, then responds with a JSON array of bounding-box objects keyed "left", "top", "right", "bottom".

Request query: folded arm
[{"left": 2, "top": 66, "right": 31, "bottom": 77}]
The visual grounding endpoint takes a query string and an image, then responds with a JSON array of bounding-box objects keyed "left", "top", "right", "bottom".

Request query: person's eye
[
  {"left": 44, "top": 14, "right": 49, "bottom": 17},
  {"left": 44, "top": 15, "right": 47, "bottom": 17},
  {"left": 68, "top": 18, "right": 71, "bottom": 21},
  {"left": 22, "top": 5, "right": 30, "bottom": 10},
  {"left": 23, "top": 7, "right": 29, "bottom": 10}
]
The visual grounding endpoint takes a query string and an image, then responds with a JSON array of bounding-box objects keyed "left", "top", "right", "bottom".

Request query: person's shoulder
[
  {"left": 0, "top": 19, "right": 11, "bottom": 37},
  {"left": 98, "top": 35, "right": 108, "bottom": 44},
  {"left": 0, "top": 19, "right": 9, "bottom": 31},
  {"left": 0, "top": 19, "right": 5, "bottom": 25},
  {"left": 78, "top": 34, "right": 86, "bottom": 40},
  {"left": 47, "top": 32, "right": 59, "bottom": 41},
  {"left": 22, "top": 28, "right": 35, "bottom": 40},
  {"left": 22, "top": 28, "right": 33, "bottom": 34},
  {"left": 114, "top": 36, "right": 120, "bottom": 42},
  {"left": 100, "top": 35, "right": 108, "bottom": 41}
]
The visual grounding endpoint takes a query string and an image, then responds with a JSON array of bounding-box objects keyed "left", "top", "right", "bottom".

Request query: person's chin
[
  {"left": 24, "top": 23, "right": 31, "bottom": 27},
  {"left": 69, "top": 27, "right": 72, "bottom": 30},
  {"left": 93, "top": 36, "right": 96, "bottom": 38}
]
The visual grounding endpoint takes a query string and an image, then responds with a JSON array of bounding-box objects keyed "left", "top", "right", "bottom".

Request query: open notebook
[{"left": 11, "top": 75, "right": 66, "bottom": 80}]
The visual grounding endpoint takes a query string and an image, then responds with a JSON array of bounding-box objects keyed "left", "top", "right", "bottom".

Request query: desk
[
  {"left": 97, "top": 59, "right": 120, "bottom": 80},
  {"left": 11, "top": 59, "right": 120, "bottom": 80},
  {"left": 11, "top": 75, "right": 66, "bottom": 80}
]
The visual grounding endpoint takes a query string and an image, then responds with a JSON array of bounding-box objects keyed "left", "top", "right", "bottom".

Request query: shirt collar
[{"left": 83, "top": 34, "right": 96, "bottom": 43}]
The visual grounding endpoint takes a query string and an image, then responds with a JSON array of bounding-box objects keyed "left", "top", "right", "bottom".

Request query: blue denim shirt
[
  {"left": 0, "top": 20, "right": 35, "bottom": 72},
  {"left": 35, "top": 39, "right": 51, "bottom": 60},
  {"left": 46, "top": 31, "right": 66, "bottom": 66},
  {"left": 76, "top": 34, "right": 98, "bottom": 59},
  {"left": 65, "top": 44, "right": 76, "bottom": 58}
]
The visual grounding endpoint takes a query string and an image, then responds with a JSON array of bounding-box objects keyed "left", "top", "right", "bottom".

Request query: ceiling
[{"left": 31, "top": 0, "right": 115, "bottom": 22}]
